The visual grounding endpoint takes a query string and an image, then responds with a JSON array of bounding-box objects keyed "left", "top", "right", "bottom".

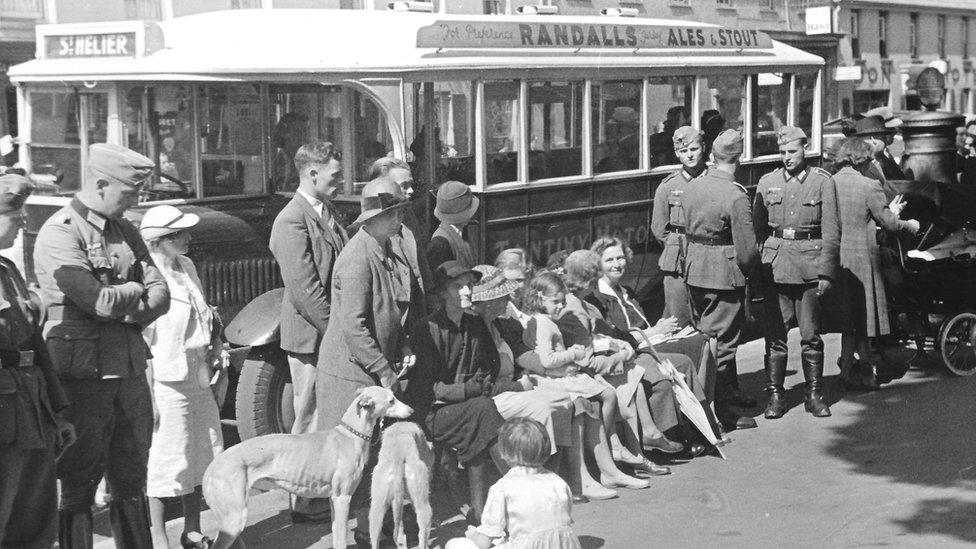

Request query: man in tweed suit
[
  {"left": 681, "top": 129, "right": 760, "bottom": 431},
  {"left": 269, "top": 141, "right": 347, "bottom": 523},
  {"left": 754, "top": 126, "right": 840, "bottom": 419}
]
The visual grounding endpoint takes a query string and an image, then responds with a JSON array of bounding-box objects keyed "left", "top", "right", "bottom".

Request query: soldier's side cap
[
  {"left": 712, "top": 129, "right": 744, "bottom": 156},
  {"left": 776, "top": 126, "right": 807, "bottom": 146},
  {"left": 672, "top": 126, "right": 703, "bottom": 149},
  {"left": 88, "top": 143, "right": 154, "bottom": 187},
  {"left": 0, "top": 174, "right": 33, "bottom": 213}
]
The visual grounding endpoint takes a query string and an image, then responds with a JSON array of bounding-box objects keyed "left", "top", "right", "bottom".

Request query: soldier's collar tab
[{"left": 783, "top": 166, "right": 809, "bottom": 183}]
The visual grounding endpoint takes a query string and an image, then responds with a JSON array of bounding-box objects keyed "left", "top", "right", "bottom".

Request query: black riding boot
[
  {"left": 59, "top": 510, "right": 94, "bottom": 549},
  {"left": 802, "top": 350, "right": 831, "bottom": 418},
  {"left": 108, "top": 496, "right": 153, "bottom": 549},
  {"left": 763, "top": 355, "right": 788, "bottom": 419}
]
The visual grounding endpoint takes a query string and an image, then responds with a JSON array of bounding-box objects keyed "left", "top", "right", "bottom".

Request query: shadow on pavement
[
  {"left": 240, "top": 510, "right": 331, "bottom": 547},
  {"left": 893, "top": 498, "right": 976, "bottom": 544},
  {"left": 578, "top": 534, "right": 606, "bottom": 548}
]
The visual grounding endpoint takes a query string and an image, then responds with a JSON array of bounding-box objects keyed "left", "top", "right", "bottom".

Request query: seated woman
[
  {"left": 560, "top": 250, "right": 707, "bottom": 459},
  {"left": 402, "top": 261, "right": 507, "bottom": 522},
  {"left": 588, "top": 237, "right": 718, "bottom": 406}
]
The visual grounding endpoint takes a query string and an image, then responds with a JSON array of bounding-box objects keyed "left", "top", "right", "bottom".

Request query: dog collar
[{"left": 339, "top": 422, "right": 372, "bottom": 442}]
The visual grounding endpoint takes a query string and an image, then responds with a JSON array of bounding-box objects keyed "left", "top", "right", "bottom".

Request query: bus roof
[{"left": 10, "top": 9, "right": 824, "bottom": 83}]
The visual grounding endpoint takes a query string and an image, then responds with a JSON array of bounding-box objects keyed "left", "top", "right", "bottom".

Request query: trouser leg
[
  {"left": 644, "top": 379, "right": 679, "bottom": 433},
  {"left": 287, "top": 352, "right": 330, "bottom": 519},
  {"left": 762, "top": 282, "right": 793, "bottom": 419},
  {"left": 105, "top": 375, "right": 153, "bottom": 549},
  {"left": 57, "top": 379, "right": 117, "bottom": 549},
  {"left": 798, "top": 284, "right": 830, "bottom": 417},
  {"left": 663, "top": 273, "right": 694, "bottom": 328}
]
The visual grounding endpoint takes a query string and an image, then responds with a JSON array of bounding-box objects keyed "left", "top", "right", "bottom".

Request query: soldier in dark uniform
[
  {"left": 0, "top": 174, "right": 76, "bottom": 548},
  {"left": 681, "top": 129, "right": 760, "bottom": 431},
  {"left": 651, "top": 126, "right": 707, "bottom": 328},
  {"left": 33, "top": 143, "right": 171, "bottom": 549},
  {"left": 754, "top": 127, "right": 840, "bottom": 419}
]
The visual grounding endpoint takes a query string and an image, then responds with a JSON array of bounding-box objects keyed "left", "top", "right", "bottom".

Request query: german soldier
[
  {"left": 0, "top": 174, "right": 76, "bottom": 548},
  {"left": 651, "top": 125, "right": 708, "bottom": 328},
  {"left": 754, "top": 126, "right": 840, "bottom": 419},
  {"left": 682, "top": 129, "right": 760, "bottom": 431},
  {"left": 34, "top": 143, "right": 170, "bottom": 548}
]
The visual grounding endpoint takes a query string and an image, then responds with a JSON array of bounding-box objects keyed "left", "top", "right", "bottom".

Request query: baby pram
[{"left": 879, "top": 179, "right": 976, "bottom": 376}]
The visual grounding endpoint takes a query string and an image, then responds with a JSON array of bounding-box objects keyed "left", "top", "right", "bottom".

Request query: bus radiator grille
[{"left": 198, "top": 257, "right": 283, "bottom": 308}]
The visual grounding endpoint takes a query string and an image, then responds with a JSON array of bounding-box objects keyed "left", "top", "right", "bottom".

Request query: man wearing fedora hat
[
  {"left": 853, "top": 115, "right": 904, "bottom": 181},
  {"left": 679, "top": 130, "right": 760, "bottom": 432},
  {"left": 34, "top": 143, "right": 171, "bottom": 548},
  {"left": 427, "top": 180, "right": 479, "bottom": 269},
  {"left": 651, "top": 126, "right": 708, "bottom": 329},
  {"left": 269, "top": 141, "right": 347, "bottom": 523},
  {"left": 754, "top": 126, "right": 840, "bottom": 420}
]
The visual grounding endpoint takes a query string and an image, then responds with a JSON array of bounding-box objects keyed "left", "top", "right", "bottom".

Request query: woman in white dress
[{"left": 140, "top": 205, "right": 224, "bottom": 549}]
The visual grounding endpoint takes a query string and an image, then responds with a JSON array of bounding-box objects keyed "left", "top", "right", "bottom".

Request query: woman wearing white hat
[{"left": 139, "top": 205, "right": 223, "bottom": 549}]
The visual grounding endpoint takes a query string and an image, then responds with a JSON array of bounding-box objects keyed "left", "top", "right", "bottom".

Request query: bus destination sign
[
  {"left": 45, "top": 33, "right": 137, "bottom": 59},
  {"left": 417, "top": 21, "right": 772, "bottom": 51}
]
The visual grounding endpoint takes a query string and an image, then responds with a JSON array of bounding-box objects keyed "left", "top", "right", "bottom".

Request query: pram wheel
[{"left": 938, "top": 311, "right": 976, "bottom": 376}]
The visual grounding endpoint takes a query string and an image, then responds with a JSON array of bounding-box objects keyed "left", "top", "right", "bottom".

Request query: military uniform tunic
[
  {"left": 753, "top": 166, "right": 840, "bottom": 369},
  {"left": 0, "top": 256, "right": 67, "bottom": 547},
  {"left": 33, "top": 197, "right": 170, "bottom": 512},
  {"left": 651, "top": 168, "right": 700, "bottom": 327},
  {"left": 680, "top": 167, "right": 759, "bottom": 389}
]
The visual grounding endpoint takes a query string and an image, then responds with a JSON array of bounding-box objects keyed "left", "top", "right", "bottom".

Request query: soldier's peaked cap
[
  {"left": 776, "top": 126, "right": 807, "bottom": 146},
  {"left": 672, "top": 126, "right": 703, "bottom": 149},
  {"left": 88, "top": 143, "right": 154, "bottom": 187},
  {"left": 0, "top": 174, "right": 32, "bottom": 213},
  {"left": 712, "top": 129, "right": 744, "bottom": 156}
]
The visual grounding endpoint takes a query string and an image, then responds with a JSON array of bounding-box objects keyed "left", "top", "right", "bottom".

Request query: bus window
[
  {"left": 352, "top": 89, "right": 394, "bottom": 188},
  {"left": 269, "top": 85, "right": 343, "bottom": 193},
  {"left": 647, "top": 76, "right": 695, "bottom": 168},
  {"left": 752, "top": 73, "right": 790, "bottom": 156},
  {"left": 123, "top": 85, "right": 197, "bottom": 201},
  {"left": 415, "top": 81, "right": 475, "bottom": 187},
  {"left": 592, "top": 80, "right": 641, "bottom": 174},
  {"left": 484, "top": 80, "right": 520, "bottom": 185},
  {"left": 528, "top": 81, "right": 583, "bottom": 180},
  {"left": 199, "top": 84, "right": 265, "bottom": 198},
  {"left": 796, "top": 72, "right": 818, "bottom": 150},
  {"left": 29, "top": 90, "right": 107, "bottom": 194},
  {"left": 702, "top": 75, "right": 746, "bottom": 156}
]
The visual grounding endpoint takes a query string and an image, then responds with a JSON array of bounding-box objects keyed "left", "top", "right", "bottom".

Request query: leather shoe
[
  {"left": 716, "top": 405, "right": 757, "bottom": 431},
  {"left": 180, "top": 532, "right": 213, "bottom": 549},
  {"left": 572, "top": 494, "right": 590, "bottom": 504},
  {"left": 642, "top": 436, "right": 684, "bottom": 454},
  {"left": 290, "top": 510, "right": 331, "bottom": 524},
  {"left": 632, "top": 457, "right": 671, "bottom": 477}
]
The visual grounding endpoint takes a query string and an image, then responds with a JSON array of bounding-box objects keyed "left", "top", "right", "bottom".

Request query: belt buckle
[
  {"left": 782, "top": 228, "right": 796, "bottom": 240},
  {"left": 18, "top": 350, "right": 34, "bottom": 367}
]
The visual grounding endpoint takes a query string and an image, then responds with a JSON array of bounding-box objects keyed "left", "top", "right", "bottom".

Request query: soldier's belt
[
  {"left": 771, "top": 228, "right": 822, "bottom": 240},
  {"left": 686, "top": 234, "right": 733, "bottom": 246},
  {"left": 667, "top": 224, "right": 686, "bottom": 234},
  {"left": 0, "top": 350, "right": 35, "bottom": 369}
]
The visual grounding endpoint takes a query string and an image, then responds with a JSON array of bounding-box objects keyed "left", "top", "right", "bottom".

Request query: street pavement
[{"left": 92, "top": 332, "right": 976, "bottom": 548}]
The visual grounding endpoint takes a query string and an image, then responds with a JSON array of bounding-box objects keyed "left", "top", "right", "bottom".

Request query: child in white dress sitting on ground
[{"left": 445, "top": 418, "right": 582, "bottom": 549}]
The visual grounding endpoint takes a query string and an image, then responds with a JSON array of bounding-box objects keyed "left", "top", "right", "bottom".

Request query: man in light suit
[{"left": 268, "top": 141, "right": 347, "bottom": 523}]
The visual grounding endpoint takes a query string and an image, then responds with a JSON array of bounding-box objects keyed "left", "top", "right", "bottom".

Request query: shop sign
[
  {"left": 417, "top": 20, "right": 772, "bottom": 51},
  {"left": 805, "top": 6, "right": 832, "bottom": 35},
  {"left": 45, "top": 33, "right": 136, "bottom": 58},
  {"left": 834, "top": 65, "right": 862, "bottom": 81}
]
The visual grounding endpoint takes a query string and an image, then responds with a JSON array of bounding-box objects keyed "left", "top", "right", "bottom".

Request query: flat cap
[
  {"left": 88, "top": 143, "right": 154, "bottom": 187},
  {"left": 776, "top": 126, "right": 808, "bottom": 146},
  {"left": 712, "top": 129, "right": 744, "bottom": 157},
  {"left": 672, "top": 126, "right": 703, "bottom": 149},
  {"left": 0, "top": 174, "right": 32, "bottom": 213}
]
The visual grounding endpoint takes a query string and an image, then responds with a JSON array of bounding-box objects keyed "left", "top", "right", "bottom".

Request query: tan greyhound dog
[
  {"left": 202, "top": 386, "right": 413, "bottom": 549},
  {"left": 369, "top": 421, "right": 433, "bottom": 549}
]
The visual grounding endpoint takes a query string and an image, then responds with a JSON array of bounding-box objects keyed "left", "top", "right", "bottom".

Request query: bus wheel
[{"left": 235, "top": 350, "right": 294, "bottom": 440}]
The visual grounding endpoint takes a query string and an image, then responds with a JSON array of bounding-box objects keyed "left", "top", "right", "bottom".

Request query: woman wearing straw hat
[
  {"left": 139, "top": 204, "right": 223, "bottom": 549},
  {"left": 427, "top": 180, "right": 479, "bottom": 269}
]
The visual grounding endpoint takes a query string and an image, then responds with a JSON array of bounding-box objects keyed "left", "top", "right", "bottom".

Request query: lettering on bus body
[
  {"left": 489, "top": 221, "right": 652, "bottom": 267},
  {"left": 46, "top": 33, "right": 136, "bottom": 58},
  {"left": 417, "top": 21, "right": 772, "bottom": 51}
]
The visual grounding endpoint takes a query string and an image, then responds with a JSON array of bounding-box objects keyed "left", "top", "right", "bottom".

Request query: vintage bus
[{"left": 8, "top": 8, "right": 824, "bottom": 438}]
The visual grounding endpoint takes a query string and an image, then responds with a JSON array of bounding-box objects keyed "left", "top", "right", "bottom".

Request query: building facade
[{"left": 790, "top": 0, "right": 976, "bottom": 119}]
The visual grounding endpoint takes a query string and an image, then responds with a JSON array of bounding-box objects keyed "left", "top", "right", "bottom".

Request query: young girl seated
[{"left": 445, "top": 418, "right": 582, "bottom": 549}]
